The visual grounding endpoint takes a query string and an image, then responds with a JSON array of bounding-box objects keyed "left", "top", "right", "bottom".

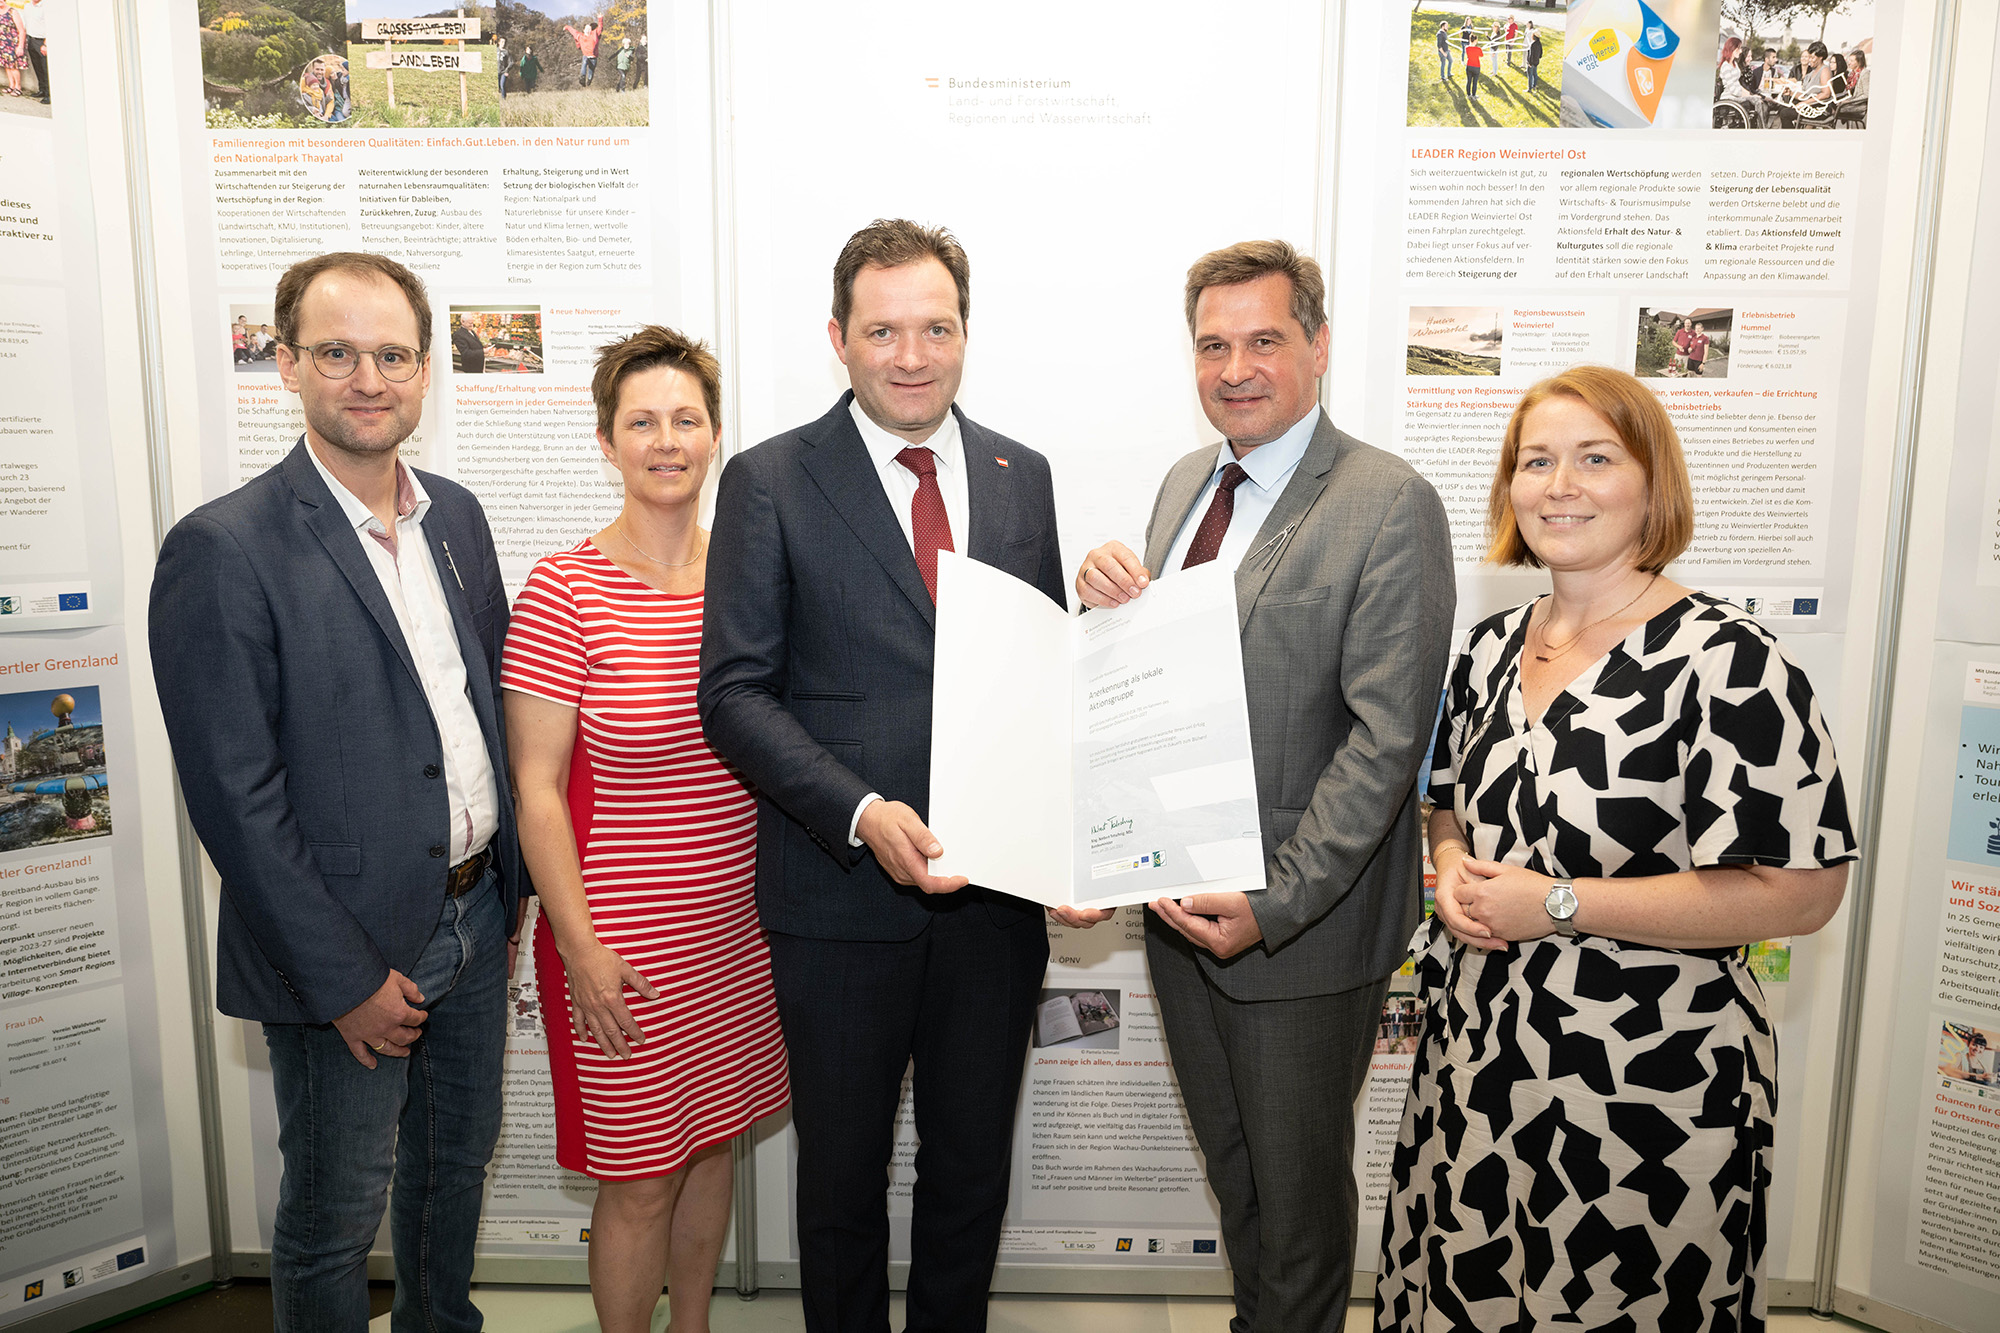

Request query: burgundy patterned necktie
[
  {"left": 895, "top": 446, "right": 955, "bottom": 602},
  {"left": 1180, "top": 463, "right": 1250, "bottom": 570}
]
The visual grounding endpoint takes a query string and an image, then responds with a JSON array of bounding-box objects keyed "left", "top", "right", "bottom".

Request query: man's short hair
[
  {"left": 591, "top": 324, "right": 723, "bottom": 440},
  {"left": 1485, "top": 365, "right": 1694, "bottom": 573},
  {"left": 1183, "top": 240, "right": 1326, "bottom": 342},
  {"left": 831, "top": 219, "right": 970, "bottom": 335},
  {"left": 274, "top": 252, "right": 432, "bottom": 353}
]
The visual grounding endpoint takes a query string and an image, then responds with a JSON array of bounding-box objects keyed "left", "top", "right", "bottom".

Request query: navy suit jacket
[
  {"left": 149, "top": 440, "right": 523, "bottom": 1024},
  {"left": 699, "top": 393, "right": 1066, "bottom": 941}
]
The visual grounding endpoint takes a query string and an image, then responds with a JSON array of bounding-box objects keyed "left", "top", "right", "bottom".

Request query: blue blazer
[
  {"left": 149, "top": 440, "right": 523, "bottom": 1024},
  {"left": 699, "top": 393, "right": 1066, "bottom": 941}
]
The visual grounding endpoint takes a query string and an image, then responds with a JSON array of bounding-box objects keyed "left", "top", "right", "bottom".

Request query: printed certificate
[{"left": 928, "top": 552, "right": 1262, "bottom": 908}]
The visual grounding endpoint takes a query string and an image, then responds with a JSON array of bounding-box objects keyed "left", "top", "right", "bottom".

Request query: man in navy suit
[
  {"left": 700, "top": 219, "right": 1066, "bottom": 1333},
  {"left": 150, "top": 253, "right": 522, "bottom": 1333}
]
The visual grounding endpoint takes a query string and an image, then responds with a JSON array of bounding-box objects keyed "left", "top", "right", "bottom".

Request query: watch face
[{"left": 1546, "top": 884, "right": 1579, "bottom": 919}]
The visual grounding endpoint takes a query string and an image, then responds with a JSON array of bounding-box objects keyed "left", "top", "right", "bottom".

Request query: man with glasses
[{"left": 150, "top": 252, "right": 523, "bottom": 1332}]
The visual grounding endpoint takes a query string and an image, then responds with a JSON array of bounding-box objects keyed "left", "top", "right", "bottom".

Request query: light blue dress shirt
[{"left": 1159, "top": 408, "right": 1320, "bottom": 576}]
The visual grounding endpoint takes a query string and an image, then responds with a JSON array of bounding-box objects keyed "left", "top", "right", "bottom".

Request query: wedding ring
[{"left": 372, "top": 1040, "right": 387, "bottom": 1052}]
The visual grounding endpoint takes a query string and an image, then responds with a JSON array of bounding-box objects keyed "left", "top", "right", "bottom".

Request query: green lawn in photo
[
  {"left": 1408, "top": 8, "right": 1564, "bottom": 130},
  {"left": 499, "top": 85, "right": 650, "bottom": 128},
  {"left": 344, "top": 41, "right": 503, "bottom": 128}
]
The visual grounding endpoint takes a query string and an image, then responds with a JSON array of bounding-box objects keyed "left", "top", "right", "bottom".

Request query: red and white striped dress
[{"left": 500, "top": 541, "right": 789, "bottom": 1180}]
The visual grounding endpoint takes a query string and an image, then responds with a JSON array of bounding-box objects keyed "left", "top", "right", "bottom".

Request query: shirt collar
[
  {"left": 849, "top": 399, "right": 964, "bottom": 476},
  {"left": 1211, "top": 407, "right": 1320, "bottom": 493},
  {"left": 304, "top": 436, "right": 430, "bottom": 535}
]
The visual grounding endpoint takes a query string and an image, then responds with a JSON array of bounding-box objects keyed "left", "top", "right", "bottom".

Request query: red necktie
[
  {"left": 1180, "top": 463, "right": 1250, "bottom": 570},
  {"left": 895, "top": 446, "right": 955, "bottom": 602}
]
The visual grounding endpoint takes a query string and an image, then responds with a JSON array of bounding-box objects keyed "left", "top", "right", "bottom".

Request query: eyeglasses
[{"left": 289, "top": 341, "right": 426, "bottom": 382}]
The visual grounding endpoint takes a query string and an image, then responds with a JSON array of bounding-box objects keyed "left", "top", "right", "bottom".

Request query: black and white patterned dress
[{"left": 1375, "top": 593, "right": 1856, "bottom": 1333}]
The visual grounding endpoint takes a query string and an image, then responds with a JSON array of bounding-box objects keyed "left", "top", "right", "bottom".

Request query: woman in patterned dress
[
  {"left": 502, "top": 327, "right": 788, "bottom": 1333},
  {"left": 0, "top": 3, "right": 24, "bottom": 98},
  {"left": 1376, "top": 365, "right": 1855, "bottom": 1333}
]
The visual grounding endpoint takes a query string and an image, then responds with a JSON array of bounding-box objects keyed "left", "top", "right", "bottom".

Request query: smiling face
[
  {"left": 598, "top": 364, "right": 718, "bottom": 511},
  {"left": 1509, "top": 394, "right": 1650, "bottom": 575},
  {"left": 275, "top": 270, "right": 430, "bottom": 462},
  {"left": 1191, "top": 273, "right": 1329, "bottom": 451},
  {"left": 828, "top": 258, "right": 966, "bottom": 444}
]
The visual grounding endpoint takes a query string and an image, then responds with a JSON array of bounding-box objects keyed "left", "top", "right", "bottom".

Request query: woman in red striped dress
[{"left": 501, "top": 327, "right": 787, "bottom": 1333}]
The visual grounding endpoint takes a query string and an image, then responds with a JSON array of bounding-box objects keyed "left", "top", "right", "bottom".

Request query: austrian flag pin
[{"left": 994, "top": 456, "right": 1009, "bottom": 467}]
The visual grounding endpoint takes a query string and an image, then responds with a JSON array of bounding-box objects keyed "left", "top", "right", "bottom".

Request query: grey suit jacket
[{"left": 1143, "top": 411, "right": 1454, "bottom": 1001}]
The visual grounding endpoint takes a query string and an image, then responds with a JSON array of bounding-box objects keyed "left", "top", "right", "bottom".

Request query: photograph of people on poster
[
  {"left": 1407, "top": 4, "right": 1562, "bottom": 129},
  {"left": 1937, "top": 1021, "right": 1999, "bottom": 1087},
  {"left": 1407, "top": 306, "right": 1503, "bottom": 375},
  {"left": 227, "top": 306, "right": 281, "bottom": 373},
  {"left": 1636, "top": 306, "right": 1733, "bottom": 378},
  {"left": 1715, "top": 0, "right": 1874, "bottom": 130},
  {"left": 0, "top": 0, "right": 51, "bottom": 116},
  {"left": 1033, "top": 988, "right": 1122, "bottom": 1052},
  {"left": 494, "top": 0, "right": 647, "bottom": 127},
  {"left": 1376, "top": 994, "right": 1425, "bottom": 1056},
  {"left": 449, "top": 305, "right": 544, "bottom": 374},
  {"left": 0, "top": 685, "right": 110, "bottom": 854}
]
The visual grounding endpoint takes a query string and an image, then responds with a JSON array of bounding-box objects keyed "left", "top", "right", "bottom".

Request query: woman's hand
[
  {"left": 563, "top": 940, "right": 660, "bottom": 1059},
  {"left": 1455, "top": 858, "right": 1559, "bottom": 944},
  {"left": 1431, "top": 852, "right": 1504, "bottom": 949}
]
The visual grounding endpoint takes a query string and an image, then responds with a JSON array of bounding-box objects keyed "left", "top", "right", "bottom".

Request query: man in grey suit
[
  {"left": 151, "top": 253, "right": 522, "bottom": 1333},
  {"left": 700, "top": 219, "right": 1066, "bottom": 1333},
  {"left": 1076, "top": 240, "right": 1454, "bottom": 1332}
]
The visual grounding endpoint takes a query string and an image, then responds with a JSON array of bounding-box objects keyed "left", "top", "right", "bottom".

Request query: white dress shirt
[
  {"left": 844, "top": 400, "right": 970, "bottom": 846},
  {"left": 307, "top": 444, "right": 500, "bottom": 865},
  {"left": 1160, "top": 408, "right": 1319, "bottom": 577}
]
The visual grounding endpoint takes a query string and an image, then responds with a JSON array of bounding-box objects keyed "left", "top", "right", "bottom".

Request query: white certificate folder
[{"left": 928, "top": 550, "right": 1264, "bottom": 909}]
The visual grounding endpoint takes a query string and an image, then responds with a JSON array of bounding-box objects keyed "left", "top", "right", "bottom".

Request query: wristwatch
[{"left": 1544, "top": 880, "right": 1579, "bottom": 937}]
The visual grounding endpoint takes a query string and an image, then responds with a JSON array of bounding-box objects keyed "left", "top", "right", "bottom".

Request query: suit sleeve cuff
[{"left": 849, "top": 793, "right": 883, "bottom": 848}]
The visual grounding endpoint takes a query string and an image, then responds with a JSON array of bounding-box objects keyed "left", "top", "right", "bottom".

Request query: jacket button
[
  {"left": 429, "top": 845, "right": 446, "bottom": 858},
  {"left": 424, "top": 764, "right": 441, "bottom": 778}
]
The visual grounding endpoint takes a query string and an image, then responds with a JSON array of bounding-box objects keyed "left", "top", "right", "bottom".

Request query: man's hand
[
  {"left": 858, "top": 799, "right": 970, "bottom": 895},
  {"left": 506, "top": 899, "right": 528, "bottom": 977},
  {"left": 1151, "top": 892, "right": 1264, "bottom": 959},
  {"left": 563, "top": 940, "right": 660, "bottom": 1059},
  {"left": 1075, "top": 541, "right": 1150, "bottom": 608},
  {"left": 1048, "top": 906, "right": 1118, "bottom": 929},
  {"left": 332, "top": 970, "right": 427, "bottom": 1069}
]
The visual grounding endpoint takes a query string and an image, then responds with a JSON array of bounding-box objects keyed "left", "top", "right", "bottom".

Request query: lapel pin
[{"left": 994, "top": 456, "right": 1009, "bottom": 468}]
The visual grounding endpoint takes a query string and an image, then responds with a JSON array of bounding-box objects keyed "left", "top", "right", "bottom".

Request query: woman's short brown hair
[
  {"left": 1485, "top": 365, "right": 1694, "bottom": 572},
  {"left": 591, "top": 325, "right": 723, "bottom": 440}
]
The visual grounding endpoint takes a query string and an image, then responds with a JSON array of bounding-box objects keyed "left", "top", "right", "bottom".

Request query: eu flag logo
[{"left": 58, "top": 593, "right": 88, "bottom": 611}]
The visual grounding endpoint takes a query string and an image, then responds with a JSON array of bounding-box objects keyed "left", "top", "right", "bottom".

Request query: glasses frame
[{"left": 287, "top": 340, "right": 428, "bottom": 382}]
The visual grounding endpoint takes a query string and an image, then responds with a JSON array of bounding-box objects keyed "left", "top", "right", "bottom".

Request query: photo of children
[
  {"left": 495, "top": 0, "right": 648, "bottom": 128},
  {"left": 1938, "top": 1021, "right": 1998, "bottom": 1087},
  {"left": 1407, "top": 306, "right": 1503, "bottom": 376},
  {"left": 1636, "top": 306, "right": 1732, "bottom": 379},
  {"left": 0, "top": 686, "right": 111, "bottom": 855},
  {"left": 449, "top": 305, "right": 544, "bottom": 374},
  {"left": 1714, "top": 1, "right": 1873, "bottom": 130},
  {"left": 1408, "top": 5, "right": 1561, "bottom": 130},
  {"left": 229, "top": 306, "right": 283, "bottom": 374},
  {"left": 1033, "top": 988, "right": 1122, "bottom": 1051},
  {"left": 1377, "top": 994, "right": 1426, "bottom": 1056}
]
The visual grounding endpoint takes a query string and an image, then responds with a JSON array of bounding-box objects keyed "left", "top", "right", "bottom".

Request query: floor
[{"left": 101, "top": 1281, "right": 1874, "bottom": 1332}]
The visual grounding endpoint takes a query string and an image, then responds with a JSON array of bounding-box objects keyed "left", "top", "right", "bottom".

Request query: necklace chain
[
  {"left": 615, "top": 519, "right": 704, "bottom": 570},
  {"left": 1533, "top": 573, "right": 1658, "bottom": 664}
]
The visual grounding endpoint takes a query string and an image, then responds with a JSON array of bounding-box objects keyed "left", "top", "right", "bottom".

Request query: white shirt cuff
[{"left": 849, "top": 793, "right": 883, "bottom": 847}]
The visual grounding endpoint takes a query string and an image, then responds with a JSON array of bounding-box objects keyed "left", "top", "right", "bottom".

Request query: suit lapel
[
  {"left": 285, "top": 443, "right": 424, "bottom": 691},
  {"left": 1144, "top": 453, "right": 1215, "bottom": 574},
  {"left": 959, "top": 408, "right": 1010, "bottom": 567},
  {"left": 797, "top": 395, "right": 937, "bottom": 627},
  {"left": 1231, "top": 412, "right": 1343, "bottom": 631},
  {"left": 417, "top": 492, "right": 502, "bottom": 738}
]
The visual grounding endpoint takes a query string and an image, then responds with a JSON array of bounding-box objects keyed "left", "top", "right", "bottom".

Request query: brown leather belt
[{"left": 447, "top": 847, "right": 492, "bottom": 898}]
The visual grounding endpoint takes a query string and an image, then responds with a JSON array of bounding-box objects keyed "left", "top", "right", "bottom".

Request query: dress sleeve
[
  {"left": 1683, "top": 619, "right": 1858, "bottom": 868},
  {"left": 499, "top": 557, "right": 588, "bottom": 708}
]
